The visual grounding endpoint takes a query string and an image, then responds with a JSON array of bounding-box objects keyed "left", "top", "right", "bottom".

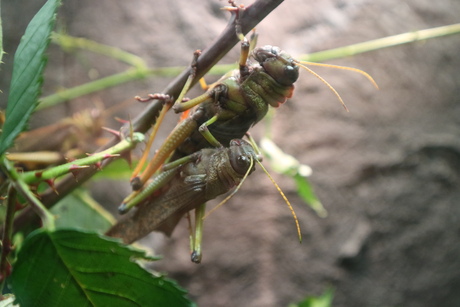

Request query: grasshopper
[{"left": 106, "top": 138, "right": 260, "bottom": 263}]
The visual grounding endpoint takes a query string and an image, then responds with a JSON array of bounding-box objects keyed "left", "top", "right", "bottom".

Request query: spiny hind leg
[
  {"left": 136, "top": 109, "right": 204, "bottom": 188},
  {"left": 130, "top": 94, "right": 174, "bottom": 188}
]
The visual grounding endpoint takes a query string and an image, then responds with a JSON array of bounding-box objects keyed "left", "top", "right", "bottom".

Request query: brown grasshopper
[{"left": 106, "top": 138, "right": 260, "bottom": 263}]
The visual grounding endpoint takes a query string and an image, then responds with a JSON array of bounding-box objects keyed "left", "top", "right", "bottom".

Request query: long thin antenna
[
  {"left": 296, "top": 62, "right": 349, "bottom": 112},
  {"left": 256, "top": 160, "right": 302, "bottom": 243},
  {"left": 298, "top": 60, "right": 379, "bottom": 89}
]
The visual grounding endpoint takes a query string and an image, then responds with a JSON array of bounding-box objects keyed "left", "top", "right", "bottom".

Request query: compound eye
[
  {"left": 230, "top": 154, "right": 252, "bottom": 175},
  {"left": 260, "top": 56, "right": 299, "bottom": 86},
  {"left": 283, "top": 65, "right": 300, "bottom": 85}
]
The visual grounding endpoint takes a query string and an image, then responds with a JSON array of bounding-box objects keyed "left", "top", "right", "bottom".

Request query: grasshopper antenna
[
  {"left": 255, "top": 159, "right": 302, "bottom": 243},
  {"left": 298, "top": 60, "right": 379, "bottom": 89},
  {"left": 295, "top": 60, "right": 379, "bottom": 112}
]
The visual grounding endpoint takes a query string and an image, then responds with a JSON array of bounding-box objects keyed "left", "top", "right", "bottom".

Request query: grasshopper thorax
[{"left": 252, "top": 45, "right": 299, "bottom": 86}]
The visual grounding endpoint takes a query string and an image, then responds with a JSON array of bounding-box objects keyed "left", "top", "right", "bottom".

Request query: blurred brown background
[{"left": 2, "top": 0, "right": 460, "bottom": 306}]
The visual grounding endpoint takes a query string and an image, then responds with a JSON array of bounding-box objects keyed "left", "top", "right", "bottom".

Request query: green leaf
[
  {"left": 51, "top": 189, "right": 115, "bottom": 232},
  {"left": 0, "top": 0, "right": 61, "bottom": 155},
  {"left": 293, "top": 174, "right": 327, "bottom": 218},
  {"left": 9, "top": 229, "right": 193, "bottom": 307},
  {"left": 92, "top": 158, "right": 134, "bottom": 180},
  {"left": 289, "top": 288, "right": 334, "bottom": 307}
]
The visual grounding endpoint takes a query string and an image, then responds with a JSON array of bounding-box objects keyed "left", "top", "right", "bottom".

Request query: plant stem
[
  {"left": 301, "top": 23, "right": 460, "bottom": 62},
  {"left": 0, "top": 156, "right": 55, "bottom": 231},
  {"left": 37, "top": 66, "right": 184, "bottom": 110},
  {"left": 52, "top": 33, "right": 147, "bottom": 68},
  {"left": 15, "top": 179, "right": 55, "bottom": 230},
  {"left": 0, "top": 185, "right": 16, "bottom": 291},
  {"left": 19, "top": 132, "right": 144, "bottom": 184},
  {"left": 39, "top": 23, "right": 460, "bottom": 110}
]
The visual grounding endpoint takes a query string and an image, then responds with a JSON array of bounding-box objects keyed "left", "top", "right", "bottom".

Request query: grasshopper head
[
  {"left": 252, "top": 45, "right": 299, "bottom": 86},
  {"left": 228, "top": 139, "right": 258, "bottom": 176}
]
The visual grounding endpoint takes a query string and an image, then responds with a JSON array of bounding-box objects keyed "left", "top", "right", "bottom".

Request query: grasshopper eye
[
  {"left": 230, "top": 154, "right": 252, "bottom": 175},
  {"left": 282, "top": 64, "right": 299, "bottom": 85}
]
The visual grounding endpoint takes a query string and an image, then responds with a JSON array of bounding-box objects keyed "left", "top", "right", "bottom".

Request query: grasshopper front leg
[{"left": 190, "top": 203, "right": 206, "bottom": 263}]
